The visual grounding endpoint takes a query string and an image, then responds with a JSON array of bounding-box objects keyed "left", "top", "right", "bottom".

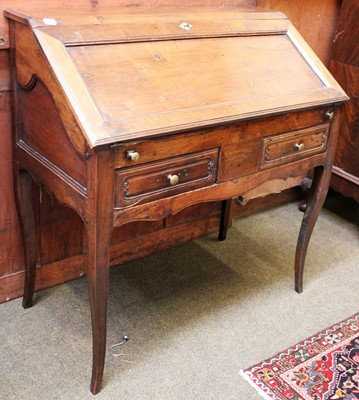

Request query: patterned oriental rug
[{"left": 240, "top": 313, "right": 359, "bottom": 400}]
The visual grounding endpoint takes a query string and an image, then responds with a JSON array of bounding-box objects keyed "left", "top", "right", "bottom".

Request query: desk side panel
[
  {"left": 17, "top": 78, "right": 87, "bottom": 187},
  {"left": 12, "top": 22, "right": 88, "bottom": 156}
]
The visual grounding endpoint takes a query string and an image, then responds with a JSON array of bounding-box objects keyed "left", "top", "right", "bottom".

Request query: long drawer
[{"left": 115, "top": 149, "right": 218, "bottom": 208}]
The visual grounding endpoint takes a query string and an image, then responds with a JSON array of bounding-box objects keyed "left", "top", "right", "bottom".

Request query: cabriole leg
[{"left": 295, "top": 165, "right": 332, "bottom": 293}]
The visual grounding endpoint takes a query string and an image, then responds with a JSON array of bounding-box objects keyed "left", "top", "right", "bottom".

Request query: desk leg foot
[
  {"left": 218, "top": 199, "right": 233, "bottom": 241},
  {"left": 87, "top": 252, "right": 108, "bottom": 395},
  {"left": 295, "top": 165, "right": 330, "bottom": 293},
  {"left": 14, "top": 170, "right": 38, "bottom": 309}
]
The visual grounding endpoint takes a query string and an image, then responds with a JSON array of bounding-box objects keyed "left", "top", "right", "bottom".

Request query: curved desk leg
[
  {"left": 295, "top": 165, "right": 331, "bottom": 293},
  {"left": 14, "top": 170, "right": 38, "bottom": 309}
]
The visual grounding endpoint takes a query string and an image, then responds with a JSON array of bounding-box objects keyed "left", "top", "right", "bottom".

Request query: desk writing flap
[{"left": 5, "top": 7, "right": 348, "bottom": 147}]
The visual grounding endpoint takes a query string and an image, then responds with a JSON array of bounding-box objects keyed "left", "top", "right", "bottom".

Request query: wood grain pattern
[
  {"left": 0, "top": 92, "right": 24, "bottom": 278},
  {"left": 330, "top": 62, "right": 359, "bottom": 179},
  {"left": 256, "top": 0, "right": 341, "bottom": 66},
  {"left": 13, "top": 23, "right": 88, "bottom": 156},
  {"left": 330, "top": 168, "right": 359, "bottom": 203},
  {"left": 67, "top": 33, "right": 334, "bottom": 144},
  {"left": 329, "top": 0, "right": 359, "bottom": 201},
  {"left": 0, "top": 1, "right": 257, "bottom": 49},
  {"left": 39, "top": 191, "right": 83, "bottom": 264},
  {"left": 17, "top": 7, "right": 287, "bottom": 45},
  {"left": 19, "top": 78, "right": 87, "bottom": 186},
  {"left": 331, "top": 0, "right": 359, "bottom": 68}
]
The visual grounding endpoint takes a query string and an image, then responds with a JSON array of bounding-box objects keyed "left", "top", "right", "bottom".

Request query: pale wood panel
[
  {"left": 69, "top": 35, "right": 323, "bottom": 123},
  {"left": 64, "top": 33, "right": 338, "bottom": 146},
  {"left": 36, "top": 12, "right": 287, "bottom": 44}
]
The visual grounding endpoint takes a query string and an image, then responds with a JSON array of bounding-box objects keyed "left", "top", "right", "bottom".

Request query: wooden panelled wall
[{"left": 0, "top": 0, "right": 341, "bottom": 303}]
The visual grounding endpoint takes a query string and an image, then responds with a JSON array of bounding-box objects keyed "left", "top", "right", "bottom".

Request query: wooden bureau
[{"left": 5, "top": 6, "right": 347, "bottom": 394}]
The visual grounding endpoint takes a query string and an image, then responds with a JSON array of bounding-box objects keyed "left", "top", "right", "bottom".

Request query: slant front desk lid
[{"left": 5, "top": 6, "right": 348, "bottom": 148}]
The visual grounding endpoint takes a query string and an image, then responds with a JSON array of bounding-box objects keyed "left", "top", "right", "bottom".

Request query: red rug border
[{"left": 240, "top": 312, "right": 359, "bottom": 399}]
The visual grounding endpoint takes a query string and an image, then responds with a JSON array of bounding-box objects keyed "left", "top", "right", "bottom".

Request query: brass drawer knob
[
  {"left": 167, "top": 174, "right": 179, "bottom": 186},
  {"left": 294, "top": 142, "right": 305, "bottom": 151},
  {"left": 125, "top": 150, "right": 140, "bottom": 162},
  {"left": 324, "top": 110, "right": 334, "bottom": 120}
]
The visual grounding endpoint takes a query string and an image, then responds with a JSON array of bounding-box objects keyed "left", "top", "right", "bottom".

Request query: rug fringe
[{"left": 239, "top": 370, "right": 276, "bottom": 400}]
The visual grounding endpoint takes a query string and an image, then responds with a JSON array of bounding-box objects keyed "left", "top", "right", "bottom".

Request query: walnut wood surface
[
  {"left": 330, "top": 0, "right": 359, "bottom": 68},
  {"left": 19, "top": 77, "right": 87, "bottom": 186},
  {"left": 330, "top": 63, "right": 359, "bottom": 180},
  {"left": 329, "top": 0, "right": 359, "bottom": 201},
  {"left": 3, "top": 4, "right": 348, "bottom": 395}
]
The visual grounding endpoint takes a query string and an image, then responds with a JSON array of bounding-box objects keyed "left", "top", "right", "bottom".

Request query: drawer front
[
  {"left": 260, "top": 124, "right": 329, "bottom": 169},
  {"left": 115, "top": 149, "right": 218, "bottom": 208}
]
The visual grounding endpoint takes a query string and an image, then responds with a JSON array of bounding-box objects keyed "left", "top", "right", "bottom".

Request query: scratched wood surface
[{"left": 0, "top": 0, "right": 342, "bottom": 304}]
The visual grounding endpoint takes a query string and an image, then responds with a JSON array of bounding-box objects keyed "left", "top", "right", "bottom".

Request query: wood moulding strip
[{"left": 332, "top": 166, "right": 359, "bottom": 185}]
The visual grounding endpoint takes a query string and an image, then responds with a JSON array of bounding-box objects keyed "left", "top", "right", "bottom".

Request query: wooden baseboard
[
  {"left": 0, "top": 214, "right": 221, "bottom": 303},
  {"left": 331, "top": 167, "right": 359, "bottom": 202}
]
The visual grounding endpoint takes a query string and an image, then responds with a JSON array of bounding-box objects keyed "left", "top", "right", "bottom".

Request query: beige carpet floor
[{"left": 0, "top": 191, "right": 358, "bottom": 400}]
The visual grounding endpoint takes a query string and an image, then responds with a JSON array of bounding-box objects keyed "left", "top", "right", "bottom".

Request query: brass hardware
[
  {"left": 294, "top": 143, "right": 305, "bottom": 151},
  {"left": 125, "top": 150, "right": 140, "bottom": 162},
  {"left": 324, "top": 110, "right": 334, "bottom": 120},
  {"left": 167, "top": 174, "right": 179, "bottom": 186}
]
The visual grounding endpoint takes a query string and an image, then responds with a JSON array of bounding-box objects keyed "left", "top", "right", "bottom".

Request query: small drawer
[
  {"left": 115, "top": 149, "right": 218, "bottom": 208},
  {"left": 260, "top": 124, "right": 329, "bottom": 169}
]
